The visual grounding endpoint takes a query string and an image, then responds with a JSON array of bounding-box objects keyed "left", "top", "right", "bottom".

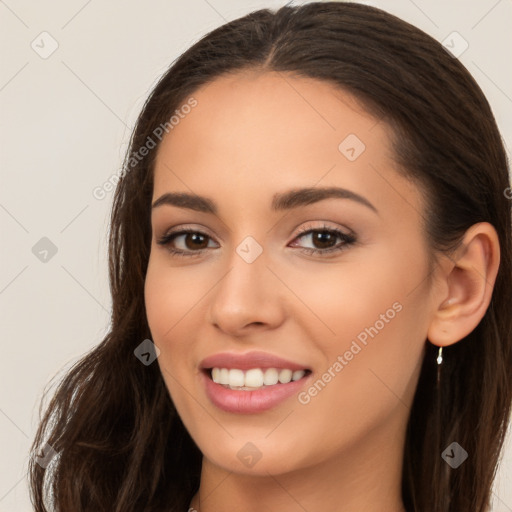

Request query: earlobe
[{"left": 427, "top": 222, "right": 500, "bottom": 348}]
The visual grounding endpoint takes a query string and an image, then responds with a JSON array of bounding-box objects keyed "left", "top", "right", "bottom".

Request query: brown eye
[
  {"left": 291, "top": 226, "right": 357, "bottom": 256},
  {"left": 310, "top": 230, "right": 338, "bottom": 249},
  {"left": 156, "top": 229, "right": 218, "bottom": 256},
  {"left": 182, "top": 232, "right": 209, "bottom": 250}
]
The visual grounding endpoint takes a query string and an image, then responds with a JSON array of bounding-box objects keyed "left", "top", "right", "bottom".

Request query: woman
[{"left": 29, "top": 2, "right": 512, "bottom": 511}]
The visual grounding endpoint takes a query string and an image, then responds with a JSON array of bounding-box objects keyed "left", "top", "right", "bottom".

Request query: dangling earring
[
  {"left": 436, "top": 346, "right": 443, "bottom": 387},
  {"left": 436, "top": 347, "right": 443, "bottom": 365}
]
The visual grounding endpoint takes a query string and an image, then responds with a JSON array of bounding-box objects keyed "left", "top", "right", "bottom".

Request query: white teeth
[
  {"left": 245, "top": 368, "right": 264, "bottom": 387},
  {"left": 210, "top": 367, "right": 308, "bottom": 389},
  {"left": 263, "top": 368, "right": 279, "bottom": 385},
  {"left": 278, "top": 369, "right": 293, "bottom": 384},
  {"left": 228, "top": 369, "right": 245, "bottom": 387},
  {"left": 292, "top": 370, "right": 306, "bottom": 381},
  {"left": 219, "top": 368, "right": 230, "bottom": 385}
]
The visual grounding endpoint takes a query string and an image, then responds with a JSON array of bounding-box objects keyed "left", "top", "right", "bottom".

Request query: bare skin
[{"left": 144, "top": 70, "right": 500, "bottom": 512}]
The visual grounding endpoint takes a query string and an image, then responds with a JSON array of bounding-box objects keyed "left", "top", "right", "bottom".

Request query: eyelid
[
  {"left": 158, "top": 221, "right": 352, "bottom": 244},
  {"left": 160, "top": 223, "right": 219, "bottom": 241},
  {"left": 293, "top": 221, "right": 354, "bottom": 238}
]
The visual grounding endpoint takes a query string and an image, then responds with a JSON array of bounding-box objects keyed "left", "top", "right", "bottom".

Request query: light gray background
[{"left": 1, "top": 0, "right": 511, "bottom": 510}]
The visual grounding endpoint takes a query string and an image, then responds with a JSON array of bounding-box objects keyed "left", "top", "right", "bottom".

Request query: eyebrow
[{"left": 151, "top": 186, "right": 378, "bottom": 215}]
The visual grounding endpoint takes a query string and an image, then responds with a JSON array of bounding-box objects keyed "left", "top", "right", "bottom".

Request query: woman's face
[{"left": 145, "top": 70, "right": 437, "bottom": 476}]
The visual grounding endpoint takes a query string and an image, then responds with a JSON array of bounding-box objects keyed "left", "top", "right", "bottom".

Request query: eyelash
[{"left": 156, "top": 224, "right": 357, "bottom": 258}]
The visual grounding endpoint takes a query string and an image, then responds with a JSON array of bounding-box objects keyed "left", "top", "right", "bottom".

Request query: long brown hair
[{"left": 29, "top": 2, "right": 512, "bottom": 510}]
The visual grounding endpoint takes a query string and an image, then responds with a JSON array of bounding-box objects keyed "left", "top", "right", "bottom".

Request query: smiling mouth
[{"left": 204, "top": 367, "right": 312, "bottom": 390}]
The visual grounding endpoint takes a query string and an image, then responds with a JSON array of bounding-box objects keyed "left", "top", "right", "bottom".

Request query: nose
[{"left": 207, "top": 244, "right": 286, "bottom": 337}]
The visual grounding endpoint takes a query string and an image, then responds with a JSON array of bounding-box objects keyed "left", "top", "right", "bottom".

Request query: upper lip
[{"left": 200, "top": 351, "right": 311, "bottom": 372}]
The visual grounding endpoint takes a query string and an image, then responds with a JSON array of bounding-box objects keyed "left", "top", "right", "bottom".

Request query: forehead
[
  {"left": 160, "top": 70, "right": 384, "bottom": 160},
  {"left": 152, "top": 70, "right": 423, "bottom": 223}
]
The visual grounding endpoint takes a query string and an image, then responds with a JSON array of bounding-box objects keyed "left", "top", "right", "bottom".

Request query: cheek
[
  {"left": 290, "top": 242, "right": 429, "bottom": 414},
  {"left": 285, "top": 245, "right": 418, "bottom": 346},
  {"left": 144, "top": 261, "right": 196, "bottom": 417},
  {"left": 144, "top": 259, "right": 193, "bottom": 392},
  {"left": 144, "top": 255, "right": 210, "bottom": 384},
  {"left": 144, "top": 255, "right": 204, "bottom": 341},
  {"left": 301, "top": 300, "right": 425, "bottom": 450}
]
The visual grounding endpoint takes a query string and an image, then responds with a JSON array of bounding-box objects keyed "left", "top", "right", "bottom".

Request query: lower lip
[{"left": 201, "top": 370, "right": 311, "bottom": 414}]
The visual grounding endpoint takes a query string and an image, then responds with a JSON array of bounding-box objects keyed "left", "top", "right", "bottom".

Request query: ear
[{"left": 427, "top": 222, "right": 500, "bottom": 347}]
